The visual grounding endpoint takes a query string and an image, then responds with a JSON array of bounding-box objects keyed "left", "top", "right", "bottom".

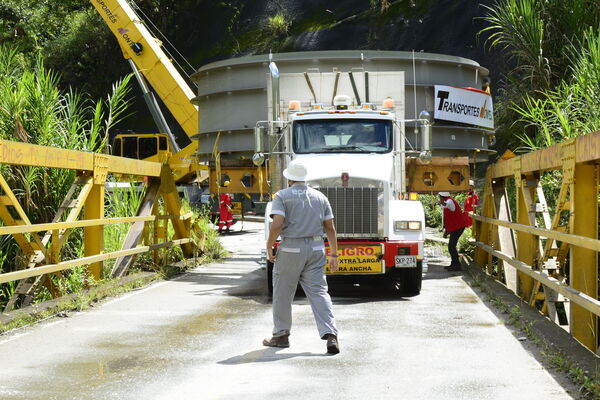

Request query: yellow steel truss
[
  {"left": 474, "top": 132, "right": 600, "bottom": 351},
  {"left": 0, "top": 140, "right": 201, "bottom": 312}
]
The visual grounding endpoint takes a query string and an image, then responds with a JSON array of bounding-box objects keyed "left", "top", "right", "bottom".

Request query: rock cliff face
[
  {"left": 117, "top": 0, "right": 506, "bottom": 133},
  {"left": 185, "top": 0, "right": 504, "bottom": 82}
]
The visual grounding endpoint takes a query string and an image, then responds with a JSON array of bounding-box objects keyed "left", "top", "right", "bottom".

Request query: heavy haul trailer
[{"left": 192, "top": 51, "right": 494, "bottom": 295}]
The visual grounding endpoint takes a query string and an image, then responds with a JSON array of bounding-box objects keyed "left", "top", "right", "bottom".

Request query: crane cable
[{"left": 128, "top": 0, "right": 197, "bottom": 80}]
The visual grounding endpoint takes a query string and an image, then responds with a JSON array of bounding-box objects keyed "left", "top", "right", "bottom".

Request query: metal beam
[
  {"left": 570, "top": 164, "right": 598, "bottom": 350},
  {"left": 84, "top": 183, "right": 105, "bottom": 280},
  {"left": 0, "top": 140, "right": 162, "bottom": 177},
  {"left": 515, "top": 160, "right": 535, "bottom": 299},
  {"left": 0, "top": 216, "right": 155, "bottom": 236},
  {"left": 471, "top": 215, "right": 600, "bottom": 252},
  {"left": 0, "top": 239, "right": 192, "bottom": 284},
  {"left": 490, "top": 132, "right": 600, "bottom": 178},
  {"left": 475, "top": 241, "right": 600, "bottom": 318}
]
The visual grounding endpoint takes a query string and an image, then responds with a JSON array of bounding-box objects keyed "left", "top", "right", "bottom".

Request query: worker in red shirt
[
  {"left": 218, "top": 181, "right": 233, "bottom": 234},
  {"left": 439, "top": 192, "right": 469, "bottom": 271},
  {"left": 463, "top": 180, "right": 479, "bottom": 227}
]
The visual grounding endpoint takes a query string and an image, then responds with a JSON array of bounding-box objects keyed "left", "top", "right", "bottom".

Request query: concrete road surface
[{"left": 0, "top": 222, "right": 579, "bottom": 399}]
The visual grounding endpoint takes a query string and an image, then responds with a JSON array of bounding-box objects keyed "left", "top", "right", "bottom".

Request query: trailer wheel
[
  {"left": 392, "top": 261, "right": 422, "bottom": 297},
  {"left": 267, "top": 260, "right": 274, "bottom": 296}
]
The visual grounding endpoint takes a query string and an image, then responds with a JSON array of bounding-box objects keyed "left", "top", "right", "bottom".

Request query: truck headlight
[{"left": 394, "top": 221, "right": 421, "bottom": 231}]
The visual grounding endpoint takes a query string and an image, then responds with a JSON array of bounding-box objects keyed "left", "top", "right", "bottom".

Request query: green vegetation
[
  {"left": 267, "top": 13, "right": 291, "bottom": 37},
  {"left": 0, "top": 42, "right": 224, "bottom": 312},
  {"left": 420, "top": 192, "right": 468, "bottom": 230},
  {"left": 481, "top": 0, "right": 600, "bottom": 152}
]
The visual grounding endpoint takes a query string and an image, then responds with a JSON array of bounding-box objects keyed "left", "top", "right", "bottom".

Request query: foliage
[
  {"left": 103, "top": 181, "right": 146, "bottom": 276},
  {"left": 267, "top": 13, "right": 291, "bottom": 37},
  {"left": 419, "top": 192, "right": 468, "bottom": 229},
  {"left": 480, "top": 0, "right": 600, "bottom": 153},
  {"left": 457, "top": 227, "right": 473, "bottom": 254},
  {"left": 369, "top": 0, "right": 390, "bottom": 12},
  {"left": 0, "top": 45, "right": 133, "bottom": 230},
  {"left": 192, "top": 203, "right": 225, "bottom": 260},
  {"left": 419, "top": 194, "right": 441, "bottom": 228},
  {"left": 0, "top": 42, "right": 133, "bottom": 309},
  {"left": 0, "top": 1, "right": 88, "bottom": 52},
  {"left": 251, "top": 11, "right": 293, "bottom": 53},
  {"left": 510, "top": 29, "right": 600, "bottom": 152}
]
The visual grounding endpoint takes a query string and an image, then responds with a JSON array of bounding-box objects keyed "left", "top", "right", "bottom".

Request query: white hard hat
[
  {"left": 439, "top": 191, "right": 450, "bottom": 197},
  {"left": 469, "top": 179, "right": 475, "bottom": 186},
  {"left": 283, "top": 160, "right": 308, "bottom": 181}
]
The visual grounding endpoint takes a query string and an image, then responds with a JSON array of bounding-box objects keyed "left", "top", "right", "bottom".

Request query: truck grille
[{"left": 317, "top": 187, "right": 379, "bottom": 237}]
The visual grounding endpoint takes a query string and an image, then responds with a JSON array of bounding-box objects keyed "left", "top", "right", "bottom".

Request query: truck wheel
[
  {"left": 267, "top": 261, "right": 274, "bottom": 296},
  {"left": 392, "top": 261, "right": 423, "bottom": 297}
]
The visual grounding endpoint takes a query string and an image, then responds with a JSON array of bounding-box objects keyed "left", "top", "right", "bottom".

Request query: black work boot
[
  {"left": 325, "top": 334, "right": 340, "bottom": 355},
  {"left": 262, "top": 334, "right": 290, "bottom": 348}
]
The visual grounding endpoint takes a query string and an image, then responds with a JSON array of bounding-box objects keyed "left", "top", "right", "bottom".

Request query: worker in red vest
[
  {"left": 463, "top": 180, "right": 479, "bottom": 227},
  {"left": 218, "top": 181, "right": 233, "bottom": 234},
  {"left": 439, "top": 192, "right": 469, "bottom": 271}
]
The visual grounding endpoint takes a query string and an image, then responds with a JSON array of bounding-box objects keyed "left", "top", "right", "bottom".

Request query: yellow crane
[{"left": 90, "top": 0, "right": 201, "bottom": 183}]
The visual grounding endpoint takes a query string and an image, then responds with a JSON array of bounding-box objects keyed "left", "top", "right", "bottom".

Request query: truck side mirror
[
  {"left": 253, "top": 152, "right": 265, "bottom": 166},
  {"left": 418, "top": 110, "right": 433, "bottom": 164}
]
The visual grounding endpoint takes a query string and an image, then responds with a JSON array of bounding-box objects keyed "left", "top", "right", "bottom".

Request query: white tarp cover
[{"left": 434, "top": 85, "right": 494, "bottom": 129}]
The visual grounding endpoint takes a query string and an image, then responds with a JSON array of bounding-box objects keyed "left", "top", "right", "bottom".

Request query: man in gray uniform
[{"left": 263, "top": 160, "right": 340, "bottom": 354}]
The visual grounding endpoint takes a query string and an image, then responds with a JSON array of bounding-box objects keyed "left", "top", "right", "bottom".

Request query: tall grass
[
  {"left": 0, "top": 43, "right": 222, "bottom": 310},
  {"left": 509, "top": 28, "right": 600, "bottom": 152},
  {"left": 480, "top": 0, "right": 548, "bottom": 87},
  {"left": 0, "top": 43, "right": 133, "bottom": 308},
  {"left": 480, "top": 0, "right": 600, "bottom": 152}
]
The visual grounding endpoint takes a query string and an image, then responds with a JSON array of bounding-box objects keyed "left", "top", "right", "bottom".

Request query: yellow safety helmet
[{"left": 222, "top": 180, "right": 230, "bottom": 187}]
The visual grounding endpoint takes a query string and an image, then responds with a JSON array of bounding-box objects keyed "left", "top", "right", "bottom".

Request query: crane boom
[{"left": 91, "top": 0, "right": 200, "bottom": 181}]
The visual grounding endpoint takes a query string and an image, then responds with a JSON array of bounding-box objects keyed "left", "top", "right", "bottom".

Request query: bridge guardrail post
[
  {"left": 85, "top": 156, "right": 108, "bottom": 281},
  {"left": 514, "top": 157, "right": 536, "bottom": 300},
  {"left": 571, "top": 163, "right": 598, "bottom": 351},
  {"left": 475, "top": 169, "right": 494, "bottom": 270}
]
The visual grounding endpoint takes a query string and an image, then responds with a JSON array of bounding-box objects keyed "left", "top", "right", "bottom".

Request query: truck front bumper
[{"left": 325, "top": 240, "right": 423, "bottom": 275}]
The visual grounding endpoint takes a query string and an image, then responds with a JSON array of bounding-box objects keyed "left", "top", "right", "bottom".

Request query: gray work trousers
[{"left": 272, "top": 237, "right": 338, "bottom": 339}]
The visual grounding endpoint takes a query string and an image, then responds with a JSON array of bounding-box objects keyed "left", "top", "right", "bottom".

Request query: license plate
[{"left": 395, "top": 255, "right": 416, "bottom": 268}]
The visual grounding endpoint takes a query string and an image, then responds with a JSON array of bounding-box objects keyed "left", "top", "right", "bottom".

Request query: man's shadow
[{"left": 218, "top": 348, "right": 332, "bottom": 365}]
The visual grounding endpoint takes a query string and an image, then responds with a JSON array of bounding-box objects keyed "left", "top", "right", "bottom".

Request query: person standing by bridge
[
  {"left": 218, "top": 181, "right": 233, "bottom": 234},
  {"left": 439, "top": 192, "right": 469, "bottom": 271},
  {"left": 463, "top": 180, "right": 479, "bottom": 227},
  {"left": 264, "top": 160, "right": 340, "bottom": 354}
]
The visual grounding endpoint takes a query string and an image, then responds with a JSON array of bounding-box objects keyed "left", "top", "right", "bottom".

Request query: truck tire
[
  {"left": 267, "top": 261, "right": 274, "bottom": 296},
  {"left": 391, "top": 261, "right": 422, "bottom": 297}
]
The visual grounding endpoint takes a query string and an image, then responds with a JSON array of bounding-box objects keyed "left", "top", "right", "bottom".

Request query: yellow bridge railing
[
  {"left": 473, "top": 131, "right": 600, "bottom": 351},
  {"left": 0, "top": 140, "right": 201, "bottom": 312}
]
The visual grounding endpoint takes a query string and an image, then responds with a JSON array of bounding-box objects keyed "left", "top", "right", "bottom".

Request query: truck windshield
[{"left": 293, "top": 119, "right": 392, "bottom": 154}]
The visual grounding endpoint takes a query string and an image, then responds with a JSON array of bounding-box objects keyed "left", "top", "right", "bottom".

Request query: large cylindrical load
[{"left": 191, "top": 50, "right": 494, "bottom": 163}]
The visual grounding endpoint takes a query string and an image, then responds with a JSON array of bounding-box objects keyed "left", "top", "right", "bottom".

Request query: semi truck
[
  {"left": 256, "top": 65, "right": 429, "bottom": 295},
  {"left": 193, "top": 51, "right": 493, "bottom": 296},
  {"left": 91, "top": 0, "right": 492, "bottom": 295}
]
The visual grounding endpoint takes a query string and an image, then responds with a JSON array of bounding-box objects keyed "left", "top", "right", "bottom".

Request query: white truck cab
[{"left": 260, "top": 81, "right": 430, "bottom": 296}]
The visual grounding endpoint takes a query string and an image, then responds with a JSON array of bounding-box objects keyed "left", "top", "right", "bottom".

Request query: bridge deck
[{"left": 0, "top": 222, "right": 578, "bottom": 399}]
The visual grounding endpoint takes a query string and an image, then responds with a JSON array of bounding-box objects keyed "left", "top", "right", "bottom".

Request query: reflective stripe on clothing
[{"left": 272, "top": 237, "right": 337, "bottom": 338}]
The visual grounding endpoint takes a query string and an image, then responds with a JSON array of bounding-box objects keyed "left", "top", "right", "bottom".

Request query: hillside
[{"left": 1, "top": 0, "right": 506, "bottom": 134}]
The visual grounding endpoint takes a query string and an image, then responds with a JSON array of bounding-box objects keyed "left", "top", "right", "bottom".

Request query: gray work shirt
[{"left": 270, "top": 183, "right": 334, "bottom": 238}]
